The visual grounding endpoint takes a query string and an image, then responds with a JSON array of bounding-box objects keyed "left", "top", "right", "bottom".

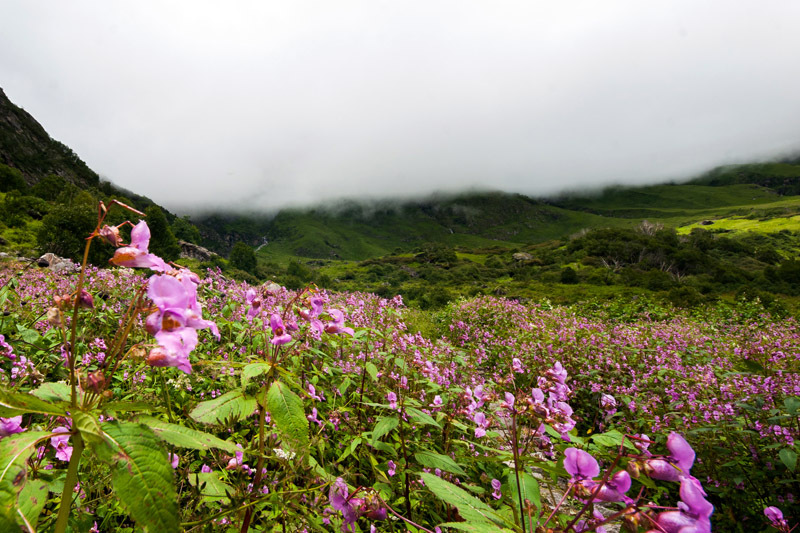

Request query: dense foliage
[{"left": 0, "top": 207, "right": 797, "bottom": 532}]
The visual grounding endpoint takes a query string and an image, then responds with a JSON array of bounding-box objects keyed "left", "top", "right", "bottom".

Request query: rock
[
  {"left": 512, "top": 252, "right": 533, "bottom": 262},
  {"left": 178, "top": 240, "right": 217, "bottom": 261},
  {"left": 36, "top": 253, "right": 79, "bottom": 273}
]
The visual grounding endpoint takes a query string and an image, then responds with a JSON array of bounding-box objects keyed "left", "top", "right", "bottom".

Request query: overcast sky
[{"left": 2, "top": 1, "right": 799, "bottom": 213}]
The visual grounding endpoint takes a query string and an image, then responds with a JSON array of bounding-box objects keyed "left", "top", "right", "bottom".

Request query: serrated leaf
[
  {"left": 420, "top": 472, "right": 510, "bottom": 528},
  {"left": 0, "top": 389, "right": 66, "bottom": 418},
  {"left": 371, "top": 416, "right": 398, "bottom": 444},
  {"left": 100, "top": 421, "right": 179, "bottom": 533},
  {"left": 780, "top": 448, "right": 797, "bottom": 472},
  {"left": 189, "top": 390, "right": 257, "bottom": 425},
  {"left": 188, "top": 471, "right": 232, "bottom": 504},
  {"left": 415, "top": 451, "right": 467, "bottom": 476},
  {"left": 241, "top": 363, "right": 271, "bottom": 388},
  {"left": 30, "top": 382, "right": 71, "bottom": 403},
  {"left": 137, "top": 416, "right": 238, "bottom": 453},
  {"left": 507, "top": 471, "right": 540, "bottom": 513},
  {"left": 267, "top": 381, "right": 309, "bottom": 453},
  {"left": 405, "top": 407, "right": 440, "bottom": 428},
  {"left": 0, "top": 431, "right": 49, "bottom": 529}
]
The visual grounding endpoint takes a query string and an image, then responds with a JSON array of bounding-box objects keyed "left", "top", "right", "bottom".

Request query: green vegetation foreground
[{"left": 0, "top": 204, "right": 797, "bottom": 532}]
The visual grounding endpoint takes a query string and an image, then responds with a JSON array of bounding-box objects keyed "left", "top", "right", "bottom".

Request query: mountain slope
[{"left": 0, "top": 88, "right": 99, "bottom": 188}]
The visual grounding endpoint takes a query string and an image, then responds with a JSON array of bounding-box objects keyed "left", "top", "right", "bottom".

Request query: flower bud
[
  {"left": 47, "top": 307, "right": 62, "bottom": 326},
  {"left": 99, "top": 225, "right": 123, "bottom": 247}
]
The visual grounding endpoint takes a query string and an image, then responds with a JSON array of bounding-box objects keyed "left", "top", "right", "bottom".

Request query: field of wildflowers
[{"left": 0, "top": 206, "right": 797, "bottom": 532}]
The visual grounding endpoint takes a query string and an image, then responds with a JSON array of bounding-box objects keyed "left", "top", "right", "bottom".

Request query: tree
[
  {"left": 229, "top": 242, "right": 257, "bottom": 274},
  {"left": 0, "top": 163, "right": 27, "bottom": 192},
  {"left": 172, "top": 216, "right": 202, "bottom": 244},
  {"left": 37, "top": 204, "right": 101, "bottom": 262},
  {"left": 143, "top": 206, "right": 181, "bottom": 261}
]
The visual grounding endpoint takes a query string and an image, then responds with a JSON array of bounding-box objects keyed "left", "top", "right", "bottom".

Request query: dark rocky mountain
[{"left": 0, "top": 87, "right": 99, "bottom": 188}]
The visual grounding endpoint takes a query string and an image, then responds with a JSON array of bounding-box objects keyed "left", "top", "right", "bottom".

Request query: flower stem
[{"left": 53, "top": 431, "right": 85, "bottom": 533}]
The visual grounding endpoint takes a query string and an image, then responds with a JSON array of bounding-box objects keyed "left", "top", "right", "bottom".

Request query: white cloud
[{"left": 2, "top": 1, "right": 799, "bottom": 211}]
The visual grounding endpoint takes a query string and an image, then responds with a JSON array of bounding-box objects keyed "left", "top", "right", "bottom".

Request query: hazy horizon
[{"left": 2, "top": 1, "right": 799, "bottom": 213}]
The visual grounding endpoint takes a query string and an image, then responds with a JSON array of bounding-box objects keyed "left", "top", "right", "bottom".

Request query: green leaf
[
  {"left": 784, "top": 397, "right": 800, "bottom": 415},
  {"left": 439, "top": 522, "right": 513, "bottom": 533},
  {"left": 780, "top": 448, "right": 797, "bottom": 472},
  {"left": 137, "top": 416, "right": 239, "bottom": 453},
  {"left": 590, "top": 429, "right": 636, "bottom": 450},
  {"left": 405, "top": 407, "right": 441, "bottom": 428},
  {"left": 371, "top": 416, "right": 399, "bottom": 444},
  {"left": 188, "top": 471, "right": 232, "bottom": 505},
  {"left": 507, "top": 471, "right": 541, "bottom": 513},
  {"left": 241, "top": 363, "right": 271, "bottom": 388},
  {"left": 0, "top": 389, "right": 66, "bottom": 418},
  {"left": 74, "top": 411, "right": 113, "bottom": 452},
  {"left": 15, "top": 326, "right": 39, "bottom": 344},
  {"left": 0, "top": 431, "right": 49, "bottom": 529},
  {"left": 102, "top": 401, "right": 158, "bottom": 414},
  {"left": 30, "top": 382, "right": 71, "bottom": 403},
  {"left": 266, "top": 381, "right": 309, "bottom": 452},
  {"left": 100, "top": 421, "right": 179, "bottom": 533},
  {"left": 189, "top": 390, "right": 257, "bottom": 425},
  {"left": 366, "top": 362, "right": 378, "bottom": 382},
  {"left": 420, "top": 472, "right": 510, "bottom": 528},
  {"left": 16, "top": 477, "right": 48, "bottom": 530},
  {"left": 414, "top": 451, "right": 467, "bottom": 476}
]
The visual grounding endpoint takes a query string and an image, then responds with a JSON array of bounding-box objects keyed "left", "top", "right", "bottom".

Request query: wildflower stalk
[
  {"left": 68, "top": 234, "right": 94, "bottom": 407},
  {"left": 510, "top": 412, "right": 527, "bottom": 532},
  {"left": 240, "top": 398, "right": 267, "bottom": 533},
  {"left": 53, "top": 431, "right": 85, "bottom": 533}
]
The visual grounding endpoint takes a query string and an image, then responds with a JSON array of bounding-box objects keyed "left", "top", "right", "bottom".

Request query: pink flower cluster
[{"left": 108, "top": 220, "right": 219, "bottom": 374}]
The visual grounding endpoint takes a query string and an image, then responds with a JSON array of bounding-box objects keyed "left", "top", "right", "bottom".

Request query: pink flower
[
  {"left": 473, "top": 412, "right": 489, "bottom": 438},
  {"left": 270, "top": 314, "right": 292, "bottom": 345},
  {"left": 169, "top": 453, "right": 179, "bottom": 469},
  {"left": 491, "top": 478, "right": 502, "bottom": 499},
  {"left": 564, "top": 448, "right": 600, "bottom": 481},
  {"left": 646, "top": 432, "right": 696, "bottom": 482},
  {"left": 387, "top": 392, "right": 398, "bottom": 410},
  {"left": 50, "top": 427, "right": 73, "bottom": 462},
  {"left": 109, "top": 221, "right": 168, "bottom": 272},
  {"left": 764, "top": 506, "right": 789, "bottom": 530},
  {"left": 0, "top": 334, "right": 14, "bottom": 360},
  {"left": 653, "top": 477, "right": 713, "bottom": 533},
  {"left": 0, "top": 416, "right": 24, "bottom": 437},
  {"left": 325, "top": 309, "right": 354, "bottom": 336},
  {"left": 500, "top": 392, "right": 515, "bottom": 412},
  {"left": 387, "top": 460, "right": 396, "bottom": 477}
]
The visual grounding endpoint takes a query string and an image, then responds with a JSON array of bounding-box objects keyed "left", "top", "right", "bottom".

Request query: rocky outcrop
[
  {"left": 36, "top": 253, "right": 79, "bottom": 273},
  {"left": 178, "top": 241, "right": 217, "bottom": 261}
]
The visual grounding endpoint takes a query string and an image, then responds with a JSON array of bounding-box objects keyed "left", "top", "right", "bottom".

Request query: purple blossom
[
  {"left": 646, "top": 432, "right": 696, "bottom": 482},
  {"left": 491, "top": 478, "right": 502, "bottom": 500},
  {"left": 325, "top": 309, "right": 355, "bottom": 336},
  {"left": 764, "top": 506, "right": 789, "bottom": 530},
  {"left": 50, "top": 427, "right": 73, "bottom": 462},
  {"left": 270, "top": 314, "right": 293, "bottom": 345},
  {"left": 0, "top": 416, "right": 24, "bottom": 437},
  {"left": 653, "top": 477, "right": 713, "bottom": 533},
  {"left": 387, "top": 460, "right": 396, "bottom": 477},
  {"left": 473, "top": 412, "right": 490, "bottom": 438},
  {"left": 109, "top": 220, "right": 169, "bottom": 272}
]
